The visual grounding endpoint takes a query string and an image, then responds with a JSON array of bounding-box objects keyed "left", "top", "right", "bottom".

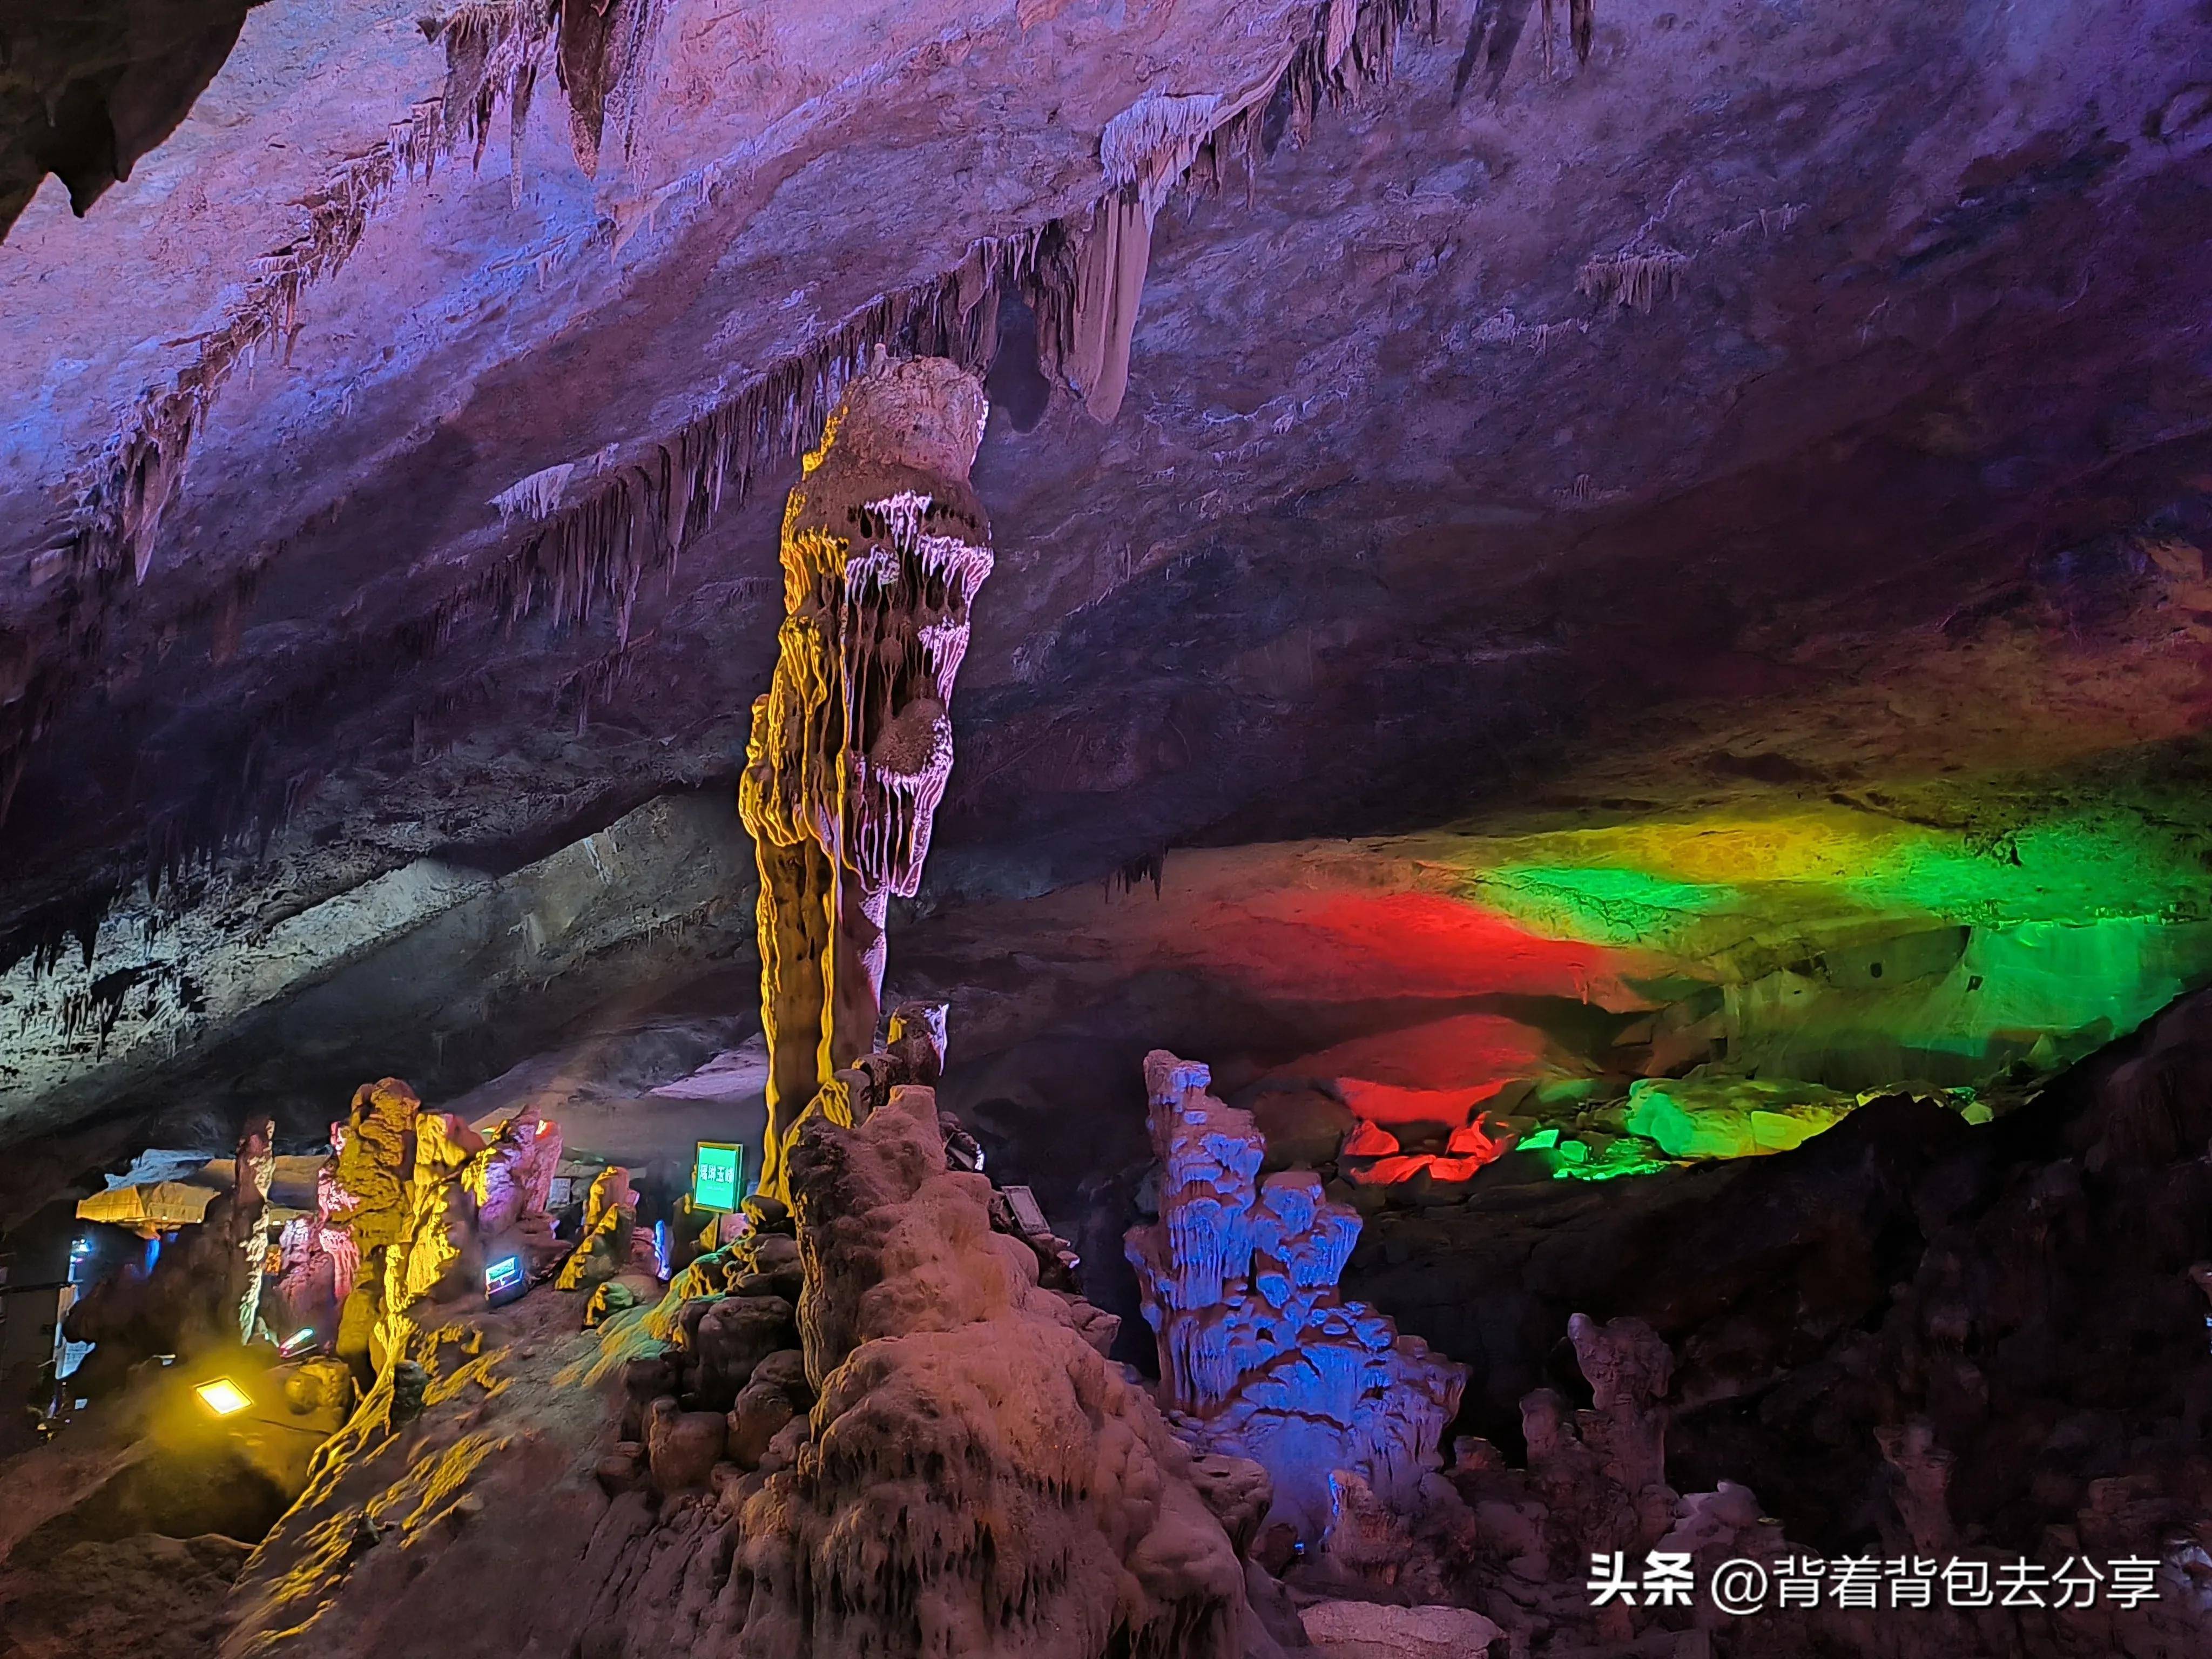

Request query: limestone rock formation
[
  {"left": 1298, "top": 1599, "right": 1503, "bottom": 1658},
  {"left": 366, "top": 1108, "right": 485, "bottom": 1364},
  {"left": 226, "top": 1114, "right": 276, "bottom": 1342},
  {"left": 267, "top": 1123, "right": 362, "bottom": 1346},
  {"left": 1622, "top": 1071, "right": 1854, "bottom": 1161},
  {"left": 736, "top": 1078, "right": 1254, "bottom": 1657},
  {"left": 1562, "top": 1311, "right": 1675, "bottom": 1547},
  {"left": 1231, "top": 1078, "right": 1356, "bottom": 1173},
  {"left": 680, "top": 1294, "right": 797, "bottom": 1410},
  {"left": 465, "top": 1103, "right": 563, "bottom": 1239},
  {"left": 61, "top": 1112, "right": 283, "bottom": 1383},
  {"left": 739, "top": 355, "right": 994, "bottom": 1198},
  {"left": 1124, "top": 1050, "right": 1466, "bottom": 1537},
  {"left": 726, "top": 1348, "right": 811, "bottom": 1471},
  {"left": 327, "top": 1077, "right": 421, "bottom": 1251},
  {"left": 1876, "top": 1416, "right": 1957, "bottom": 1555},
  {"left": 555, "top": 1165, "right": 637, "bottom": 1292},
  {"left": 322, "top": 1077, "right": 489, "bottom": 1372}
]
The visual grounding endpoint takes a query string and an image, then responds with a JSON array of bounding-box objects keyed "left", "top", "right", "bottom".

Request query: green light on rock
[
  {"left": 1550, "top": 1138, "right": 1673, "bottom": 1183},
  {"left": 1475, "top": 864, "right": 1742, "bottom": 947}
]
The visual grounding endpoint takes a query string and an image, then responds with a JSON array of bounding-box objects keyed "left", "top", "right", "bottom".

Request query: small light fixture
[
  {"left": 485, "top": 1256, "right": 524, "bottom": 1297},
  {"left": 277, "top": 1328, "right": 317, "bottom": 1357},
  {"left": 195, "top": 1377, "right": 251, "bottom": 1416}
]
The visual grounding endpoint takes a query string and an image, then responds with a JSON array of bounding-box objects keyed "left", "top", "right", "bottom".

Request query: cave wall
[{"left": 0, "top": 790, "right": 755, "bottom": 1146}]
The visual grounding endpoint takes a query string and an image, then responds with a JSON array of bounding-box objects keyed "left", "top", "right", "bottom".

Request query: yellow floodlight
[{"left": 194, "top": 1377, "right": 251, "bottom": 1417}]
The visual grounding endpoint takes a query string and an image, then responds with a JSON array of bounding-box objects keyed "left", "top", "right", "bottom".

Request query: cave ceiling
[{"left": 2, "top": 0, "right": 2211, "bottom": 1148}]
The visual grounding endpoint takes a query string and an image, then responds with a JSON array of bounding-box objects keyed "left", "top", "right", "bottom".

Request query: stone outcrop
[
  {"left": 326, "top": 1077, "right": 489, "bottom": 1372},
  {"left": 466, "top": 1102, "right": 563, "bottom": 1240},
  {"left": 734, "top": 1078, "right": 1254, "bottom": 1657},
  {"left": 368, "top": 1106, "right": 484, "bottom": 1364},
  {"left": 267, "top": 1122, "right": 362, "bottom": 1346},
  {"left": 1621, "top": 1071, "right": 1854, "bottom": 1161},
  {"left": 1337, "top": 1112, "right": 1512, "bottom": 1189},
  {"left": 555, "top": 1165, "right": 636, "bottom": 1292},
  {"left": 726, "top": 1348, "right": 811, "bottom": 1471},
  {"left": 225, "top": 1114, "right": 277, "bottom": 1342},
  {"left": 1124, "top": 1050, "right": 1466, "bottom": 1538},
  {"left": 1875, "top": 1415, "right": 1957, "bottom": 1555},
  {"left": 1298, "top": 1599, "right": 1503, "bottom": 1658},
  {"left": 1564, "top": 1311, "right": 1676, "bottom": 1547},
  {"left": 739, "top": 354, "right": 994, "bottom": 1198},
  {"left": 61, "top": 1112, "right": 282, "bottom": 1385}
]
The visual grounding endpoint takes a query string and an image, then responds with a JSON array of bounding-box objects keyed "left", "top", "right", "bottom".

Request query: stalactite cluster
[
  {"left": 1, "top": 0, "right": 1432, "bottom": 958},
  {"left": 1575, "top": 246, "right": 1689, "bottom": 312},
  {"left": 740, "top": 355, "right": 994, "bottom": 1197},
  {"left": 0, "top": 1, "right": 551, "bottom": 841}
]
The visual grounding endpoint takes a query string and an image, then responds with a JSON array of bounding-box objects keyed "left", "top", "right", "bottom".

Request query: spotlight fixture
[
  {"left": 485, "top": 1256, "right": 524, "bottom": 1301},
  {"left": 277, "top": 1328, "right": 318, "bottom": 1357},
  {"left": 195, "top": 1377, "right": 251, "bottom": 1417}
]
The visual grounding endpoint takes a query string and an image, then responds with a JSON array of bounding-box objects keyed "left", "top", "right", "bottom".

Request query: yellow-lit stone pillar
[{"left": 740, "top": 355, "right": 992, "bottom": 1197}]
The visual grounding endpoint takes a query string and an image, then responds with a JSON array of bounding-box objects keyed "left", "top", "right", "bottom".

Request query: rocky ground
[{"left": 5, "top": 981, "right": 2211, "bottom": 1657}]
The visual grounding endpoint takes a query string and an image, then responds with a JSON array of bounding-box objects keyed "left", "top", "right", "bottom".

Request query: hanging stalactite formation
[
  {"left": 740, "top": 353, "right": 994, "bottom": 1198},
  {"left": 0, "top": 0, "right": 1434, "bottom": 951}
]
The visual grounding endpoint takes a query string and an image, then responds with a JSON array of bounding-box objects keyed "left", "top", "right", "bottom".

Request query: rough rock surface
[
  {"left": 5, "top": 0, "right": 2211, "bottom": 1157},
  {"left": 1297, "top": 1600, "right": 1503, "bottom": 1659},
  {"left": 63, "top": 1112, "right": 279, "bottom": 1384},
  {"left": 0, "top": 0, "right": 264, "bottom": 232},
  {"left": 741, "top": 354, "right": 994, "bottom": 1197},
  {"left": 465, "top": 1103, "right": 562, "bottom": 1239},
  {"left": 321, "top": 1077, "right": 490, "bottom": 1371},
  {"left": 555, "top": 1165, "right": 637, "bottom": 1293},
  {"left": 267, "top": 1124, "right": 363, "bottom": 1345},
  {"left": 738, "top": 1077, "right": 1255, "bottom": 1656},
  {"left": 9, "top": 992, "right": 2209, "bottom": 1659},
  {"left": 1125, "top": 1049, "right": 1465, "bottom": 1537}
]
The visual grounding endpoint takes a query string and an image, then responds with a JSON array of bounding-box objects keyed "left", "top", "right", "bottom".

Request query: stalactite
[
  {"left": 1572, "top": 0, "right": 1596, "bottom": 63},
  {"left": 1454, "top": 0, "right": 1535, "bottom": 105},
  {"left": 1101, "top": 93, "right": 1225, "bottom": 211},
  {"left": 3, "top": 2, "right": 554, "bottom": 834},
  {"left": 557, "top": 0, "right": 659, "bottom": 176},
  {"left": 2, "top": 0, "right": 1429, "bottom": 880},
  {"left": 1325, "top": 0, "right": 1360, "bottom": 73},
  {"left": 741, "top": 355, "right": 994, "bottom": 1199},
  {"left": 1576, "top": 247, "right": 1689, "bottom": 312},
  {"left": 491, "top": 461, "right": 577, "bottom": 523},
  {"left": 0, "top": 881, "right": 118, "bottom": 980}
]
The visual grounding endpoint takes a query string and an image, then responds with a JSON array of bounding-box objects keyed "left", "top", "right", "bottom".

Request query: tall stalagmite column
[{"left": 740, "top": 354, "right": 993, "bottom": 1197}]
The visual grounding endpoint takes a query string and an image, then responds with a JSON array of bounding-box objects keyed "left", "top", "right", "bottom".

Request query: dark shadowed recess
[{"left": 0, "top": 0, "right": 265, "bottom": 234}]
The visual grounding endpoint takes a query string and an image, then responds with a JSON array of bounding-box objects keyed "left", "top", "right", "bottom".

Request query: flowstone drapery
[
  {"left": 1125, "top": 1050, "right": 1467, "bottom": 1538},
  {"left": 740, "top": 354, "right": 993, "bottom": 1198}
]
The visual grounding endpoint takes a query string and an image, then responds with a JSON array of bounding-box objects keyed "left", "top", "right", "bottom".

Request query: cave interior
[{"left": 3, "top": 2, "right": 2212, "bottom": 1656}]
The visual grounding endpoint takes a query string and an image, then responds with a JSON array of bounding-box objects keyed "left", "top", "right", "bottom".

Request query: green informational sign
[{"left": 693, "top": 1141, "right": 744, "bottom": 1212}]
